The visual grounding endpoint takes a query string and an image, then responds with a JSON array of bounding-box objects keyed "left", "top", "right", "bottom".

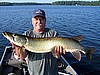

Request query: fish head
[{"left": 2, "top": 32, "right": 27, "bottom": 46}]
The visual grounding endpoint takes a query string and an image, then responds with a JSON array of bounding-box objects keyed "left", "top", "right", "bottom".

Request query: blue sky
[{"left": 0, "top": 0, "right": 98, "bottom": 3}]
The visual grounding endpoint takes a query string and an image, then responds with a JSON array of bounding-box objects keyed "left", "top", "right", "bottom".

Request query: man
[{"left": 12, "top": 9, "right": 66, "bottom": 75}]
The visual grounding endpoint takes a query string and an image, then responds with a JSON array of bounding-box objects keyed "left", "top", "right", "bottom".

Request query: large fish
[{"left": 2, "top": 32, "right": 95, "bottom": 61}]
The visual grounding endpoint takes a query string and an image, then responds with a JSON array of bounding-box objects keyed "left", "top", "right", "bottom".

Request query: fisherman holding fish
[
  {"left": 11, "top": 9, "right": 66, "bottom": 75},
  {"left": 3, "top": 8, "right": 96, "bottom": 75}
]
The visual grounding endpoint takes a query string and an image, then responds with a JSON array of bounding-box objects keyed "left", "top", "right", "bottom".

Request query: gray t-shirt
[{"left": 24, "top": 28, "right": 59, "bottom": 75}]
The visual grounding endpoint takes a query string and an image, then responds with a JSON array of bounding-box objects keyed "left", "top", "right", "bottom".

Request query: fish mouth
[
  {"left": 2, "top": 32, "right": 14, "bottom": 41},
  {"left": 2, "top": 32, "right": 7, "bottom": 36},
  {"left": 2, "top": 32, "right": 6, "bottom": 35},
  {"left": 3, "top": 32, "right": 12, "bottom": 36}
]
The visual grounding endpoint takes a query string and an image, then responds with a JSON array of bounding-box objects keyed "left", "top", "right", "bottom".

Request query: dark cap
[{"left": 33, "top": 9, "right": 46, "bottom": 19}]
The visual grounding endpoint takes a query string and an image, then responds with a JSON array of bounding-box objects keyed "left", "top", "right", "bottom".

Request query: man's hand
[
  {"left": 52, "top": 46, "right": 66, "bottom": 58},
  {"left": 11, "top": 43, "right": 26, "bottom": 59},
  {"left": 11, "top": 42, "right": 21, "bottom": 57}
]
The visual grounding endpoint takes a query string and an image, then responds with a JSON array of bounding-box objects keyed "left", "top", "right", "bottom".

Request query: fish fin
[
  {"left": 85, "top": 47, "right": 96, "bottom": 60},
  {"left": 72, "top": 35, "right": 83, "bottom": 42},
  {"left": 71, "top": 51, "right": 81, "bottom": 61}
]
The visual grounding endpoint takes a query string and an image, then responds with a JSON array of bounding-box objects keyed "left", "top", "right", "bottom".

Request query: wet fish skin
[{"left": 2, "top": 32, "right": 96, "bottom": 61}]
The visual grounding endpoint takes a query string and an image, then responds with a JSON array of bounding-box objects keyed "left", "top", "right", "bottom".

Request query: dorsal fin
[{"left": 72, "top": 35, "right": 83, "bottom": 42}]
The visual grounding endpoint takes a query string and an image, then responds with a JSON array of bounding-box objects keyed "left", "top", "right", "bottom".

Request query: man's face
[{"left": 32, "top": 16, "right": 46, "bottom": 33}]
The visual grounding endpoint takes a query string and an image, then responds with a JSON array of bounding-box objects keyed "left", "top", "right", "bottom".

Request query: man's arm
[{"left": 12, "top": 43, "right": 27, "bottom": 60}]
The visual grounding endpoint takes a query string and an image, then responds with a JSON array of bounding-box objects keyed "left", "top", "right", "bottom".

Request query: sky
[{"left": 0, "top": 0, "right": 98, "bottom": 3}]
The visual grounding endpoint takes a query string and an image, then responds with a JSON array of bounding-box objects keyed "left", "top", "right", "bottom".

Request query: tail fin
[{"left": 85, "top": 47, "right": 96, "bottom": 60}]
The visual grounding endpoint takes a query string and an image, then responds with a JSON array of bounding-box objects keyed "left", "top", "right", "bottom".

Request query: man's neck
[{"left": 34, "top": 29, "right": 44, "bottom": 33}]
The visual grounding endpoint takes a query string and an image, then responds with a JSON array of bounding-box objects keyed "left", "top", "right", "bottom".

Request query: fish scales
[{"left": 24, "top": 37, "right": 83, "bottom": 53}]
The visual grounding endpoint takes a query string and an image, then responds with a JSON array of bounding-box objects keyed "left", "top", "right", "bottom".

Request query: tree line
[
  {"left": 0, "top": 2, "right": 51, "bottom": 6},
  {"left": 0, "top": 1, "right": 100, "bottom": 6},
  {"left": 52, "top": 1, "right": 100, "bottom": 6}
]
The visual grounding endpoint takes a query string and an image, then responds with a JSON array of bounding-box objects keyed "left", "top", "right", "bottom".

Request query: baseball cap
[{"left": 33, "top": 9, "right": 46, "bottom": 19}]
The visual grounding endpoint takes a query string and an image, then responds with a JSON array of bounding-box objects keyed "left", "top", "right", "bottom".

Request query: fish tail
[{"left": 85, "top": 47, "right": 96, "bottom": 60}]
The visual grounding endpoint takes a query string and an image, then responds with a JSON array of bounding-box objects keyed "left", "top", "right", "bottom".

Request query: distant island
[
  {"left": 0, "top": 1, "right": 100, "bottom": 6},
  {"left": 52, "top": 1, "right": 100, "bottom": 6},
  {"left": 0, "top": 2, "right": 51, "bottom": 6}
]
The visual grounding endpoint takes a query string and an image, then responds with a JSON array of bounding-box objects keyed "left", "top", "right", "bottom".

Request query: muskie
[{"left": 2, "top": 32, "right": 95, "bottom": 61}]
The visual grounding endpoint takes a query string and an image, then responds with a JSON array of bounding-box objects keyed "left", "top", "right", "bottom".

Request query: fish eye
[{"left": 13, "top": 34, "right": 16, "bottom": 36}]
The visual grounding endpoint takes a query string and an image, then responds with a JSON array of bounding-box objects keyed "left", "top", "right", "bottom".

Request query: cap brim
[{"left": 33, "top": 14, "right": 45, "bottom": 19}]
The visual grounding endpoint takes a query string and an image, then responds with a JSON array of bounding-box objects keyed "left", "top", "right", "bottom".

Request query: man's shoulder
[{"left": 24, "top": 28, "right": 58, "bottom": 37}]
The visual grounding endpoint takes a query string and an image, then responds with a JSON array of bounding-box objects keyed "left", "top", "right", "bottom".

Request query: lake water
[{"left": 0, "top": 5, "right": 100, "bottom": 68}]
